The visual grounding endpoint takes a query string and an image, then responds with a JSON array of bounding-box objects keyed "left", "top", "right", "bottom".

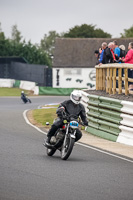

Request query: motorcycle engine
[
  {"left": 56, "top": 131, "right": 64, "bottom": 140},
  {"left": 50, "top": 136, "right": 57, "bottom": 144}
]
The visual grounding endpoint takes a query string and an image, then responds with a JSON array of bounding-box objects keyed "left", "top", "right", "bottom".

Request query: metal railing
[{"left": 95, "top": 63, "right": 133, "bottom": 95}]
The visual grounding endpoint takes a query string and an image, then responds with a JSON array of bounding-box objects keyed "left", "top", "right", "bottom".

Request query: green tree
[
  {"left": 22, "top": 41, "right": 51, "bottom": 66},
  {"left": 64, "top": 24, "right": 111, "bottom": 38},
  {"left": 0, "top": 22, "right": 2, "bottom": 32},
  {"left": 40, "top": 31, "right": 60, "bottom": 56},
  {"left": 94, "top": 28, "right": 111, "bottom": 38},
  {"left": 121, "top": 25, "right": 133, "bottom": 38},
  {"left": 0, "top": 22, "right": 9, "bottom": 56},
  {"left": 0, "top": 22, "right": 5, "bottom": 40},
  {"left": 0, "top": 22, "right": 51, "bottom": 66},
  {"left": 11, "top": 24, "right": 22, "bottom": 43},
  {"left": 0, "top": 32, "right": 5, "bottom": 40}
]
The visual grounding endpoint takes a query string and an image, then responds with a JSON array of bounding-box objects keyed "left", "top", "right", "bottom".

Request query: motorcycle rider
[
  {"left": 21, "top": 91, "right": 31, "bottom": 103},
  {"left": 45, "top": 90, "right": 88, "bottom": 145},
  {"left": 21, "top": 91, "right": 26, "bottom": 101}
]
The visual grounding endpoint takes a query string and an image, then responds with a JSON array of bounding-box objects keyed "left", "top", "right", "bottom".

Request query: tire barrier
[
  {"left": 19, "top": 81, "right": 36, "bottom": 91},
  {"left": 0, "top": 79, "right": 15, "bottom": 87},
  {"left": 81, "top": 90, "right": 133, "bottom": 146},
  {"left": 0, "top": 79, "right": 79, "bottom": 96},
  {"left": 0, "top": 79, "right": 38, "bottom": 94}
]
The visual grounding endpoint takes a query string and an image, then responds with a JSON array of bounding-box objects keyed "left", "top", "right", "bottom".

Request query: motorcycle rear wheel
[
  {"left": 61, "top": 136, "right": 75, "bottom": 160},
  {"left": 46, "top": 148, "right": 56, "bottom": 156},
  {"left": 28, "top": 99, "right": 32, "bottom": 103}
]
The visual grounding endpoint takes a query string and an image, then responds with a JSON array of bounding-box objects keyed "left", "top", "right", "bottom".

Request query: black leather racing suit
[
  {"left": 21, "top": 93, "right": 27, "bottom": 102},
  {"left": 47, "top": 100, "right": 88, "bottom": 142}
]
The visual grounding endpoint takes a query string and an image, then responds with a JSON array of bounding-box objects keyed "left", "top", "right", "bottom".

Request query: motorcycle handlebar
[{"left": 62, "top": 114, "right": 86, "bottom": 126}]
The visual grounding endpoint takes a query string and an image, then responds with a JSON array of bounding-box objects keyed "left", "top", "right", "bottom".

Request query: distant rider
[
  {"left": 21, "top": 91, "right": 26, "bottom": 100},
  {"left": 21, "top": 91, "right": 28, "bottom": 103},
  {"left": 45, "top": 90, "right": 88, "bottom": 144}
]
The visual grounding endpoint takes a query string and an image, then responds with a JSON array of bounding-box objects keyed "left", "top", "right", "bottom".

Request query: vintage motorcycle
[
  {"left": 44, "top": 115, "right": 82, "bottom": 160},
  {"left": 21, "top": 95, "right": 31, "bottom": 104}
]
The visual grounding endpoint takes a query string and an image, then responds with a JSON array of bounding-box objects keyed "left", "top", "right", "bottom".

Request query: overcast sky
[{"left": 0, "top": 0, "right": 133, "bottom": 44}]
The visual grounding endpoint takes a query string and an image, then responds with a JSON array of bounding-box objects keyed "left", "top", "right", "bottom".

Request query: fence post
[
  {"left": 113, "top": 68, "right": 116, "bottom": 94},
  {"left": 96, "top": 68, "right": 99, "bottom": 90},
  {"left": 109, "top": 68, "right": 113, "bottom": 94},
  {"left": 106, "top": 68, "right": 110, "bottom": 93},
  {"left": 124, "top": 68, "right": 129, "bottom": 95},
  {"left": 99, "top": 68, "right": 103, "bottom": 90},
  {"left": 118, "top": 68, "right": 122, "bottom": 94},
  {"left": 102, "top": 68, "right": 106, "bottom": 90}
]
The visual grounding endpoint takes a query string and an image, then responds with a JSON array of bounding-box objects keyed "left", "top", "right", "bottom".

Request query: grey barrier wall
[
  {"left": 0, "top": 62, "right": 52, "bottom": 86},
  {"left": 0, "top": 64, "right": 8, "bottom": 78}
]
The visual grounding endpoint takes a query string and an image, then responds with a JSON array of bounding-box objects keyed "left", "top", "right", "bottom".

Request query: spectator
[
  {"left": 118, "top": 44, "right": 126, "bottom": 85},
  {"left": 98, "top": 46, "right": 104, "bottom": 64},
  {"left": 122, "top": 42, "right": 133, "bottom": 90},
  {"left": 99, "top": 42, "right": 108, "bottom": 65},
  {"left": 99, "top": 47, "right": 102, "bottom": 54},
  {"left": 99, "top": 42, "right": 118, "bottom": 65},
  {"left": 122, "top": 42, "right": 133, "bottom": 63},
  {"left": 119, "top": 45, "right": 126, "bottom": 58},
  {"left": 108, "top": 42, "right": 121, "bottom": 88},
  {"left": 108, "top": 42, "right": 116, "bottom": 63},
  {"left": 94, "top": 50, "right": 100, "bottom": 65},
  {"left": 113, "top": 40, "right": 120, "bottom": 60}
]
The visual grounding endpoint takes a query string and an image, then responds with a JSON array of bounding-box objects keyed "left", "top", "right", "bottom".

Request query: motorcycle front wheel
[
  {"left": 46, "top": 148, "right": 56, "bottom": 156},
  {"left": 61, "top": 136, "right": 75, "bottom": 160},
  {"left": 28, "top": 99, "right": 32, "bottom": 103}
]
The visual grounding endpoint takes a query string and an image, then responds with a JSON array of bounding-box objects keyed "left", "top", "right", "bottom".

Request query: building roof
[
  {"left": 53, "top": 38, "right": 133, "bottom": 68},
  {"left": 0, "top": 57, "right": 28, "bottom": 64}
]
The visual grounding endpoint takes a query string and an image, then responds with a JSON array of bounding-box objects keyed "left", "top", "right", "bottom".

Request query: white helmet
[
  {"left": 21, "top": 91, "right": 24, "bottom": 94},
  {"left": 70, "top": 90, "right": 82, "bottom": 104}
]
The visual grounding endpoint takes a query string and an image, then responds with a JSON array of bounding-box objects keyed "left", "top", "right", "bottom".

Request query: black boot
[
  {"left": 44, "top": 125, "right": 58, "bottom": 146},
  {"left": 43, "top": 136, "right": 51, "bottom": 147},
  {"left": 45, "top": 136, "right": 51, "bottom": 144}
]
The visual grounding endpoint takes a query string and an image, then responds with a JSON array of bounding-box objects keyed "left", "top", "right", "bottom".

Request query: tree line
[{"left": 0, "top": 23, "right": 133, "bottom": 67}]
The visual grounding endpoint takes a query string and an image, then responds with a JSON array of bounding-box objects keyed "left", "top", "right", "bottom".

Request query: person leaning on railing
[
  {"left": 119, "top": 45, "right": 126, "bottom": 58},
  {"left": 94, "top": 50, "right": 100, "bottom": 65},
  {"left": 98, "top": 42, "right": 114, "bottom": 65},
  {"left": 120, "top": 42, "right": 133, "bottom": 91},
  {"left": 113, "top": 40, "right": 120, "bottom": 61}
]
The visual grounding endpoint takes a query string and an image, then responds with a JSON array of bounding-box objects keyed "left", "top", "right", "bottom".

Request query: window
[{"left": 64, "top": 69, "right": 81, "bottom": 75}]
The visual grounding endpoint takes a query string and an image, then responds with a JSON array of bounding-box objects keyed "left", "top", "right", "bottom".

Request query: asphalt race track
[{"left": 0, "top": 96, "right": 133, "bottom": 200}]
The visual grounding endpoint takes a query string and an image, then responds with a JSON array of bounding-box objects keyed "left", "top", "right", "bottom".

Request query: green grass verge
[
  {"left": 41, "top": 104, "right": 59, "bottom": 108},
  {"left": 32, "top": 108, "right": 58, "bottom": 128},
  {"left": 0, "top": 88, "right": 33, "bottom": 96},
  {"left": 32, "top": 106, "right": 85, "bottom": 130}
]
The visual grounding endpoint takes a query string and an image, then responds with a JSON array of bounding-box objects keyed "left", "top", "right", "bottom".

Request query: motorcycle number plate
[{"left": 70, "top": 121, "right": 79, "bottom": 128}]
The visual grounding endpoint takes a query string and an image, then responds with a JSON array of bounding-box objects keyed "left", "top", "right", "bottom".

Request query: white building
[{"left": 52, "top": 38, "right": 98, "bottom": 89}]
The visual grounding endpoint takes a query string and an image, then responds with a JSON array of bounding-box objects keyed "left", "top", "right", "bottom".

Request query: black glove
[
  {"left": 83, "top": 121, "right": 88, "bottom": 126},
  {"left": 56, "top": 106, "right": 65, "bottom": 118}
]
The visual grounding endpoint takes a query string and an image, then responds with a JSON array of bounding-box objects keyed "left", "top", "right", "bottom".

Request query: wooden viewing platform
[{"left": 95, "top": 63, "right": 133, "bottom": 95}]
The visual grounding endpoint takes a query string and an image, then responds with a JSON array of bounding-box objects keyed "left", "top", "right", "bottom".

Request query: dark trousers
[
  {"left": 128, "top": 69, "right": 133, "bottom": 85},
  {"left": 47, "top": 118, "right": 82, "bottom": 142}
]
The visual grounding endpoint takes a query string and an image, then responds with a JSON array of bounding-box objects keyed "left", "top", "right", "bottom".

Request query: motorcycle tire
[
  {"left": 46, "top": 148, "right": 56, "bottom": 156},
  {"left": 61, "top": 136, "right": 75, "bottom": 160},
  {"left": 22, "top": 99, "right": 27, "bottom": 103},
  {"left": 28, "top": 99, "right": 32, "bottom": 103}
]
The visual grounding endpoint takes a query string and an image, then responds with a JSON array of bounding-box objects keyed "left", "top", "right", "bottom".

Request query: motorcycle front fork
[{"left": 63, "top": 129, "right": 76, "bottom": 147}]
